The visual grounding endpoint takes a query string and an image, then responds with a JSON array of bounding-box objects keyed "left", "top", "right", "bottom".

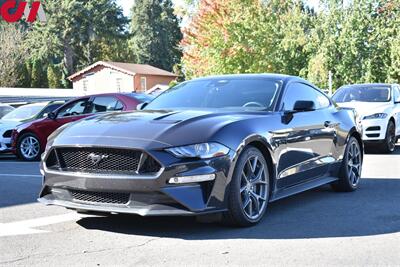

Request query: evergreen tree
[
  {"left": 25, "top": 0, "right": 129, "bottom": 85},
  {"left": 30, "top": 58, "right": 47, "bottom": 88},
  {"left": 47, "top": 64, "right": 64, "bottom": 88},
  {"left": 129, "top": 0, "right": 182, "bottom": 71}
]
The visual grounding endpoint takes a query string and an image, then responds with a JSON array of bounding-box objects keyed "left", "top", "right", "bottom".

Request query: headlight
[
  {"left": 166, "top": 142, "right": 230, "bottom": 159},
  {"left": 363, "top": 113, "right": 388, "bottom": 120}
]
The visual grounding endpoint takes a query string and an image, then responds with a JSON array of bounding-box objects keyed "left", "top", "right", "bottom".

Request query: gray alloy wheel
[
  {"left": 17, "top": 133, "right": 41, "bottom": 161},
  {"left": 240, "top": 155, "right": 269, "bottom": 220},
  {"left": 346, "top": 140, "right": 362, "bottom": 187},
  {"left": 382, "top": 121, "right": 396, "bottom": 153},
  {"left": 331, "top": 136, "right": 362, "bottom": 192},
  {"left": 223, "top": 146, "right": 270, "bottom": 226}
]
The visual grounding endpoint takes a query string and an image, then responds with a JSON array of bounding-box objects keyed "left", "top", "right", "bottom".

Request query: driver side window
[
  {"left": 282, "top": 83, "right": 328, "bottom": 111},
  {"left": 57, "top": 99, "right": 90, "bottom": 117}
]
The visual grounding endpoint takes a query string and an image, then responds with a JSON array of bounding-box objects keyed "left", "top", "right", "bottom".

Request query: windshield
[
  {"left": 145, "top": 78, "right": 281, "bottom": 111},
  {"left": 333, "top": 86, "right": 391, "bottom": 103},
  {"left": 2, "top": 104, "right": 45, "bottom": 121},
  {"left": 129, "top": 94, "right": 154, "bottom": 103}
]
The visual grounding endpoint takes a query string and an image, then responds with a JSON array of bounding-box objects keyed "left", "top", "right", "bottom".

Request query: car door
[
  {"left": 37, "top": 98, "right": 91, "bottom": 139},
  {"left": 276, "top": 82, "right": 337, "bottom": 189},
  {"left": 392, "top": 85, "right": 400, "bottom": 136}
]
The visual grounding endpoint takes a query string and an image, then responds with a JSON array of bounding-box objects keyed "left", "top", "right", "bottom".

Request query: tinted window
[
  {"left": 145, "top": 78, "right": 281, "bottom": 111},
  {"left": 38, "top": 103, "right": 63, "bottom": 118},
  {"left": 57, "top": 99, "right": 89, "bottom": 117},
  {"left": 282, "top": 83, "right": 329, "bottom": 111},
  {"left": 115, "top": 101, "right": 124, "bottom": 111},
  {"left": 89, "top": 96, "right": 120, "bottom": 113},
  {"left": 333, "top": 86, "right": 391, "bottom": 103}
]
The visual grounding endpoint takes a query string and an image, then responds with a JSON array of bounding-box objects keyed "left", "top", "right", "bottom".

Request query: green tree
[
  {"left": 0, "top": 23, "right": 28, "bottom": 87},
  {"left": 129, "top": 0, "right": 182, "bottom": 71},
  {"left": 181, "top": 0, "right": 311, "bottom": 79},
  {"left": 25, "top": 0, "right": 129, "bottom": 84},
  {"left": 30, "top": 58, "right": 47, "bottom": 88},
  {"left": 47, "top": 64, "right": 64, "bottom": 88}
]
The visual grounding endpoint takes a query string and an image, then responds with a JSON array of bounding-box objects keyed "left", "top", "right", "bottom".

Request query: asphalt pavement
[{"left": 0, "top": 146, "right": 399, "bottom": 266}]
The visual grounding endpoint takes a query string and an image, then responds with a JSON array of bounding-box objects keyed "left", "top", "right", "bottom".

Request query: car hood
[
  {"left": 0, "top": 119, "right": 23, "bottom": 134},
  {"left": 336, "top": 102, "right": 392, "bottom": 117},
  {"left": 52, "top": 109, "right": 267, "bottom": 149}
]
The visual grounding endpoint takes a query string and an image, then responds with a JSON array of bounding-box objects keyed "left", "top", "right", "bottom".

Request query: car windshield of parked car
[
  {"left": 1, "top": 104, "right": 45, "bottom": 121},
  {"left": 333, "top": 86, "right": 391, "bottom": 103},
  {"left": 129, "top": 93, "right": 154, "bottom": 103},
  {"left": 144, "top": 78, "right": 281, "bottom": 111}
]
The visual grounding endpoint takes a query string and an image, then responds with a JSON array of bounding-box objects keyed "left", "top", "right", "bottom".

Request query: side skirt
[{"left": 269, "top": 176, "right": 338, "bottom": 202}]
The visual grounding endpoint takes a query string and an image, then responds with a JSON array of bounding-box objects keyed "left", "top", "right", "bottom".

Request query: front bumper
[
  {"left": 0, "top": 137, "right": 11, "bottom": 153},
  {"left": 360, "top": 118, "right": 388, "bottom": 141},
  {"left": 38, "top": 148, "right": 234, "bottom": 216}
]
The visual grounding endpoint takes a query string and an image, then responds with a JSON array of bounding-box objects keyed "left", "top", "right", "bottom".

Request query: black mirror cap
[
  {"left": 293, "top": 100, "right": 316, "bottom": 112},
  {"left": 136, "top": 102, "right": 148, "bottom": 110},
  {"left": 48, "top": 112, "right": 57, "bottom": 120}
]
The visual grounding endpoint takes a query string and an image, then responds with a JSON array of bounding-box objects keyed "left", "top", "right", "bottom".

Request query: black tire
[
  {"left": 379, "top": 121, "right": 396, "bottom": 154},
  {"left": 223, "top": 146, "right": 270, "bottom": 227},
  {"left": 331, "top": 136, "right": 362, "bottom": 192},
  {"left": 16, "top": 133, "right": 41, "bottom": 161}
]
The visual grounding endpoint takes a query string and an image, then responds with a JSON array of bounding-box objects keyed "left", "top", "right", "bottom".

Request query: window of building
[
  {"left": 116, "top": 78, "right": 122, "bottom": 92},
  {"left": 83, "top": 80, "right": 88, "bottom": 93},
  {"left": 140, "top": 77, "right": 147, "bottom": 91}
]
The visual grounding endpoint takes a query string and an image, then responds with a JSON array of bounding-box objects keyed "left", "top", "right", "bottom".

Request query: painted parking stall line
[{"left": 0, "top": 213, "right": 95, "bottom": 237}]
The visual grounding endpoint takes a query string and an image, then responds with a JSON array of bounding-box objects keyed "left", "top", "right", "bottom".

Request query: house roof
[{"left": 68, "top": 61, "right": 178, "bottom": 81}]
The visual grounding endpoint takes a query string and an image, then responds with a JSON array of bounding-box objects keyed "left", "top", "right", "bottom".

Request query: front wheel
[
  {"left": 223, "top": 146, "right": 270, "bottom": 227},
  {"left": 331, "top": 136, "right": 362, "bottom": 192},
  {"left": 380, "top": 121, "right": 396, "bottom": 153},
  {"left": 17, "top": 133, "right": 41, "bottom": 161}
]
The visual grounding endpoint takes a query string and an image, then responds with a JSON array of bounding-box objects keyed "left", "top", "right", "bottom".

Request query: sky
[{"left": 117, "top": 0, "right": 321, "bottom": 17}]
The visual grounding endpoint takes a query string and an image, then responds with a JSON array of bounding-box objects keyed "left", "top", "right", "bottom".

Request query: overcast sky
[{"left": 117, "top": 0, "right": 321, "bottom": 17}]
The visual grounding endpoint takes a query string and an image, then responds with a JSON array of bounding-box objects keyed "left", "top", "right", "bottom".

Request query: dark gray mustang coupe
[{"left": 39, "top": 74, "right": 363, "bottom": 226}]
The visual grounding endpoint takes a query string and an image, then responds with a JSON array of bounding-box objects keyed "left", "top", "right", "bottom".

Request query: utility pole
[{"left": 328, "top": 71, "right": 333, "bottom": 96}]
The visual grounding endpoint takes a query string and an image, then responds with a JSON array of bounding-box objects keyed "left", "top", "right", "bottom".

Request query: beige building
[{"left": 68, "top": 61, "right": 177, "bottom": 95}]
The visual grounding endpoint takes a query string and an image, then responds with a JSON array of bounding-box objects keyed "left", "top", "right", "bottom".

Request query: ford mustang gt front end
[{"left": 39, "top": 74, "right": 363, "bottom": 226}]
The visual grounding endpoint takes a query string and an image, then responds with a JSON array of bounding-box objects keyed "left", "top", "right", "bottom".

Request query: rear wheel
[
  {"left": 379, "top": 121, "right": 396, "bottom": 153},
  {"left": 17, "top": 133, "right": 41, "bottom": 161},
  {"left": 331, "top": 136, "right": 362, "bottom": 192},
  {"left": 223, "top": 147, "right": 270, "bottom": 227}
]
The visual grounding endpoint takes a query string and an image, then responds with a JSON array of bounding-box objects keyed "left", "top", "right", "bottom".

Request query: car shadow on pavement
[{"left": 77, "top": 177, "right": 400, "bottom": 240}]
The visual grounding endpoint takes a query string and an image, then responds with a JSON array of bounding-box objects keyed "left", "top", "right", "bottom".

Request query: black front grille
[
  {"left": 2, "top": 130, "right": 12, "bottom": 138},
  {"left": 70, "top": 190, "right": 130, "bottom": 205},
  {"left": 366, "top": 126, "right": 381, "bottom": 131},
  {"left": 46, "top": 147, "right": 161, "bottom": 175}
]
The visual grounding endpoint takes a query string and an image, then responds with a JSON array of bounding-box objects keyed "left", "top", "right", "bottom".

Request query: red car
[{"left": 11, "top": 93, "right": 151, "bottom": 161}]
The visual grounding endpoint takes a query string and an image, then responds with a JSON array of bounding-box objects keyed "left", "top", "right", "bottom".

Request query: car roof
[
  {"left": 340, "top": 83, "right": 396, "bottom": 88},
  {"left": 188, "top": 73, "right": 312, "bottom": 87}
]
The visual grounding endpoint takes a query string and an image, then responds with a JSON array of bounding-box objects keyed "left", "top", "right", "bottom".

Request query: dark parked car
[
  {"left": 38, "top": 74, "right": 363, "bottom": 226},
  {"left": 11, "top": 93, "right": 149, "bottom": 161}
]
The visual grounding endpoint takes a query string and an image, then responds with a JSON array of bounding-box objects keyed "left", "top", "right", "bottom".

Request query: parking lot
[{"left": 0, "top": 145, "right": 399, "bottom": 266}]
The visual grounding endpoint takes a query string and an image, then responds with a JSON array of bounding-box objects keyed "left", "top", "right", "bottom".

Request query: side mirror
[
  {"left": 293, "top": 100, "right": 316, "bottom": 112},
  {"left": 48, "top": 112, "right": 57, "bottom": 120},
  {"left": 136, "top": 102, "right": 148, "bottom": 110}
]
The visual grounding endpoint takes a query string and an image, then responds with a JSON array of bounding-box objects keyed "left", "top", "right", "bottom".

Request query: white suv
[{"left": 333, "top": 83, "right": 400, "bottom": 153}]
